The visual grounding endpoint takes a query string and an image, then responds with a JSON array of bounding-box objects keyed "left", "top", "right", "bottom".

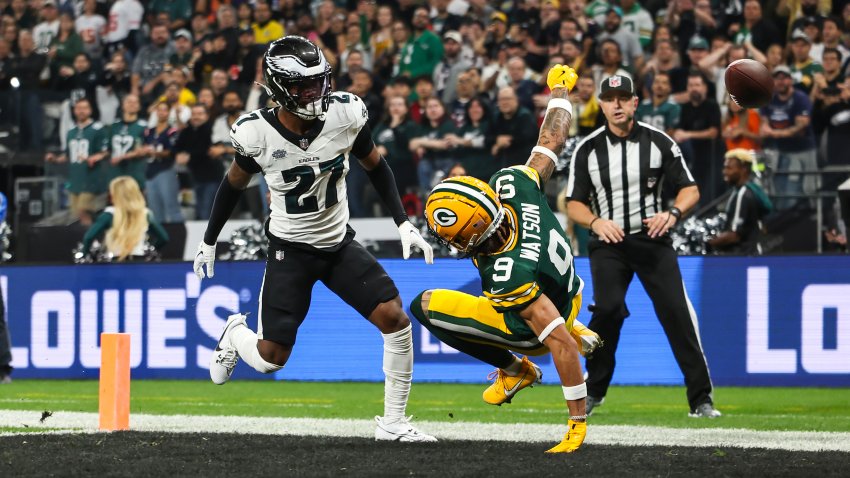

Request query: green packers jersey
[
  {"left": 791, "top": 60, "right": 824, "bottom": 93},
  {"left": 636, "top": 99, "right": 680, "bottom": 131},
  {"left": 109, "top": 119, "right": 147, "bottom": 187},
  {"left": 474, "top": 166, "right": 583, "bottom": 335},
  {"left": 66, "top": 121, "right": 110, "bottom": 194}
]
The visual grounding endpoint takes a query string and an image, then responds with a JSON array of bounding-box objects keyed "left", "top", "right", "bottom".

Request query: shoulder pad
[
  {"left": 230, "top": 110, "right": 264, "bottom": 157},
  {"left": 329, "top": 91, "right": 368, "bottom": 130}
]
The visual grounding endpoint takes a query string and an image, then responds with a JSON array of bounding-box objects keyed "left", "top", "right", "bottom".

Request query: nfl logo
[
  {"left": 275, "top": 250, "right": 285, "bottom": 261},
  {"left": 299, "top": 138, "right": 310, "bottom": 150},
  {"left": 609, "top": 76, "right": 621, "bottom": 87}
]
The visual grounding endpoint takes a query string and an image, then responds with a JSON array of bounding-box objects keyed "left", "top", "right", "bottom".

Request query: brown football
[{"left": 725, "top": 59, "right": 774, "bottom": 108}]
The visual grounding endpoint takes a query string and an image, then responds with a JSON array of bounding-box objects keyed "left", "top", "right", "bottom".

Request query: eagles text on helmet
[{"left": 263, "top": 36, "right": 332, "bottom": 120}]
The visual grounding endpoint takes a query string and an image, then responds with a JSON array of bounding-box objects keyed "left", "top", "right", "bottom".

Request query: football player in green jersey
[{"left": 410, "top": 65, "right": 601, "bottom": 453}]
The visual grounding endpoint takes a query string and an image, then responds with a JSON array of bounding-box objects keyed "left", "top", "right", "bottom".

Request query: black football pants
[{"left": 585, "top": 233, "right": 714, "bottom": 412}]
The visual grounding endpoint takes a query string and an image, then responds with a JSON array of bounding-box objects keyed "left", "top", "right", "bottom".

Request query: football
[{"left": 725, "top": 59, "right": 774, "bottom": 108}]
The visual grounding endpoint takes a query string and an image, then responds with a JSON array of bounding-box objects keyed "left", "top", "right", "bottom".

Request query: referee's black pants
[{"left": 585, "top": 233, "right": 714, "bottom": 412}]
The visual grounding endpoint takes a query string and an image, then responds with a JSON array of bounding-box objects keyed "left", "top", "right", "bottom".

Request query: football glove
[
  {"left": 545, "top": 419, "right": 587, "bottom": 453},
  {"left": 194, "top": 241, "right": 216, "bottom": 279},
  {"left": 398, "top": 221, "right": 434, "bottom": 264},
  {"left": 547, "top": 64, "right": 578, "bottom": 92}
]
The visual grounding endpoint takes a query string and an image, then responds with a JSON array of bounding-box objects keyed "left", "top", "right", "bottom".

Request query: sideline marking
[{"left": 1, "top": 411, "right": 849, "bottom": 452}]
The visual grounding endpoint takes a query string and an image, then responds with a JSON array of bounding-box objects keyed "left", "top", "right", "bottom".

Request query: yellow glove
[
  {"left": 547, "top": 64, "right": 578, "bottom": 92},
  {"left": 545, "top": 419, "right": 586, "bottom": 453}
]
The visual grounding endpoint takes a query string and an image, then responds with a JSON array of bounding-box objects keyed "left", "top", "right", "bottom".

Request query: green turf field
[{"left": 1, "top": 380, "right": 848, "bottom": 433}]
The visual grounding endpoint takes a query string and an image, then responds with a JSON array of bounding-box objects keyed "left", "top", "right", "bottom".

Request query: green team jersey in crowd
[
  {"left": 66, "top": 120, "right": 110, "bottom": 194},
  {"left": 474, "top": 166, "right": 583, "bottom": 336},
  {"left": 110, "top": 119, "right": 148, "bottom": 188},
  {"left": 791, "top": 59, "right": 824, "bottom": 94},
  {"left": 636, "top": 98, "right": 681, "bottom": 132}
]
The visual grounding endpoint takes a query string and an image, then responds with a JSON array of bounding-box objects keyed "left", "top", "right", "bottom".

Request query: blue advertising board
[{"left": 3, "top": 256, "right": 849, "bottom": 385}]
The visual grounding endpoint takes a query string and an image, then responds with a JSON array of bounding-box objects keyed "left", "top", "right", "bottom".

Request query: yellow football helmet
[{"left": 425, "top": 176, "right": 505, "bottom": 254}]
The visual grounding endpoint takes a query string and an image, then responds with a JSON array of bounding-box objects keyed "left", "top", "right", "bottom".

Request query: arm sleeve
[
  {"left": 203, "top": 176, "right": 245, "bottom": 245},
  {"left": 366, "top": 156, "right": 409, "bottom": 226},
  {"left": 82, "top": 212, "right": 113, "bottom": 255},
  {"left": 351, "top": 121, "right": 375, "bottom": 159},
  {"left": 234, "top": 153, "right": 262, "bottom": 174},
  {"left": 147, "top": 212, "right": 170, "bottom": 249}
]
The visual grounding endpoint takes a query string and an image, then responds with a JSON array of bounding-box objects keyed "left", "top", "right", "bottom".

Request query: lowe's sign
[{"left": 3, "top": 257, "right": 849, "bottom": 385}]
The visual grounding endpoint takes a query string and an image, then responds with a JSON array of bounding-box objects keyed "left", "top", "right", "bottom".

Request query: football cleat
[
  {"left": 482, "top": 356, "right": 542, "bottom": 406},
  {"left": 586, "top": 395, "right": 604, "bottom": 416},
  {"left": 209, "top": 313, "right": 248, "bottom": 385},
  {"left": 689, "top": 402, "right": 722, "bottom": 418},
  {"left": 545, "top": 419, "right": 587, "bottom": 453},
  {"left": 570, "top": 319, "right": 602, "bottom": 357},
  {"left": 374, "top": 416, "right": 438, "bottom": 442}
]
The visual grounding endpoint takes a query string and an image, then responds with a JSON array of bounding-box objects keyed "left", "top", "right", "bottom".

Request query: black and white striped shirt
[{"left": 566, "top": 122, "right": 696, "bottom": 235}]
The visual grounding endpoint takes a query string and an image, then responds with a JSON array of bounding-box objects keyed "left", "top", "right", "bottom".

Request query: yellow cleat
[
  {"left": 482, "top": 356, "right": 542, "bottom": 406},
  {"left": 569, "top": 319, "right": 602, "bottom": 357},
  {"left": 545, "top": 420, "right": 587, "bottom": 453},
  {"left": 546, "top": 63, "right": 578, "bottom": 92}
]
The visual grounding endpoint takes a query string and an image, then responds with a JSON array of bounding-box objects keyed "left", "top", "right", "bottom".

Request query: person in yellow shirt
[{"left": 252, "top": 0, "right": 284, "bottom": 45}]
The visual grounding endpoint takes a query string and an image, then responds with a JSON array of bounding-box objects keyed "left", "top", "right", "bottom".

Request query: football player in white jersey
[{"left": 194, "top": 36, "right": 436, "bottom": 442}]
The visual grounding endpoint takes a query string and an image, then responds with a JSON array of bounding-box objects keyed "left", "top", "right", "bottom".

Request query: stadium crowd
[{"left": 0, "top": 0, "right": 849, "bottom": 248}]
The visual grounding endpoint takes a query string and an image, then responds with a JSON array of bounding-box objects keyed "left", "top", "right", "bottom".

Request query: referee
[{"left": 565, "top": 75, "right": 720, "bottom": 418}]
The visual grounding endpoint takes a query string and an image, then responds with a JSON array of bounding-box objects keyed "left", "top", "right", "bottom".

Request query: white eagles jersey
[{"left": 231, "top": 91, "right": 369, "bottom": 248}]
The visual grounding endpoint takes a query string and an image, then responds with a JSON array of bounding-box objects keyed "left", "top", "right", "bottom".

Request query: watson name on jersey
[{"left": 231, "top": 91, "right": 369, "bottom": 248}]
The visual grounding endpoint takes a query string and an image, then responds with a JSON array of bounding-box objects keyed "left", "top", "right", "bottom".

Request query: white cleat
[
  {"left": 374, "top": 416, "right": 438, "bottom": 443},
  {"left": 209, "top": 313, "right": 248, "bottom": 385}
]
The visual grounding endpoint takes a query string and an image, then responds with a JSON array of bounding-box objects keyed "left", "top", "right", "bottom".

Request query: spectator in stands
[
  {"left": 169, "top": 29, "right": 193, "bottom": 69},
  {"left": 430, "top": 0, "right": 462, "bottom": 36},
  {"left": 708, "top": 149, "right": 773, "bottom": 255},
  {"left": 57, "top": 52, "right": 101, "bottom": 120},
  {"left": 105, "top": 0, "right": 143, "bottom": 54},
  {"left": 506, "top": 56, "right": 539, "bottom": 112},
  {"left": 765, "top": 43, "right": 785, "bottom": 72},
  {"left": 790, "top": 29, "right": 824, "bottom": 96},
  {"left": 143, "top": 102, "right": 183, "bottom": 223},
  {"left": 148, "top": 82, "right": 190, "bottom": 128},
  {"left": 447, "top": 69, "right": 480, "bottom": 127},
  {"left": 45, "top": 98, "right": 109, "bottom": 225},
  {"left": 636, "top": 71, "right": 680, "bottom": 135},
  {"left": 490, "top": 86, "right": 537, "bottom": 170},
  {"left": 100, "top": 50, "right": 131, "bottom": 103},
  {"left": 409, "top": 75, "right": 433, "bottom": 124},
  {"left": 446, "top": 97, "right": 493, "bottom": 181},
  {"left": 699, "top": 41, "right": 767, "bottom": 107},
  {"left": 812, "top": 47, "right": 845, "bottom": 102},
  {"left": 339, "top": 22, "right": 372, "bottom": 75},
  {"left": 670, "top": 35, "right": 711, "bottom": 103},
  {"left": 208, "top": 68, "right": 230, "bottom": 109},
  {"left": 598, "top": 6, "right": 644, "bottom": 71},
  {"left": 210, "top": 90, "right": 241, "bottom": 160},
  {"left": 398, "top": 7, "right": 443, "bottom": 79},
  {"left": 723, "top": 95, "right": 761, "bottom": 153},
  {"left": 434, "top": 30, "right": 472, "bottom": 105},
  {"left": 147, "top": 0, "right": 192, "bottom": 31},
  {"left": 760, "top": 65, "right": 819, "bottom": 211},
  {"left": 48, "top": 13, "right": 82, "bottom": 76},
  {"left": 32, "top": 0, "right": 59, "bottom": 50},
  {"left": 175, "top": 104, "right": 220, "bottom": 220},
  {"left": 675, "top": 71, "right": 722, "bottom": 203},
  {"left": 639, "top": 38, "right": 679, "bottom": 92},
  {"left": 409, "top": 96, "right": 455, "bottom": 192},
  {"left": 812, "top": 77, "right": 850, "bottom": 216},
  {"left": 11, "top": 29, "right": 46, "bottom": 151},
  {"left": 82, "top": 176, "right": 169, "bottom": 261},
  {"left": 234, "top": 28, "right": 262, "bottom": 93},
  {"left": 373, "top": 95, "right": 418, "bottom": 195},
  {"left": 109, "top": 94, "right": 147, "bottom": 189},
  {"left": 591, "top": 39, "right": 632, "bottom": 90},
  {"left": 75, "top": 0, "right": 106, "bottom": 57},
  {"left": 571, "top": 74, "right": 604, "bottom": 136},
  {"left": 620, "top": 0, "right": 654, "bottom": 50},
  {"left": 252, "top": 1, "right": 284, "bottom": 45},
  {"left": 132, "top": 24, "right": 174, "bottom": 107},
  {"left": 812, "top": 16, "right": 849, "bottom": 63}
]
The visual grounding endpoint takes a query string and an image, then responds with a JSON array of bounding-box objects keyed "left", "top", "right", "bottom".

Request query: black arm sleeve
[
  {"left": 234, "top": 152, "right": 263, "bottom": 174},
  {"left": 203, "top": 175, "right": 245, "bottom": 245},
  {"left": 366, "top": 156, "right": 409, "bottom": 226},
  {"left": 351, "top": 122, "right": 375, "bottom": 159}
]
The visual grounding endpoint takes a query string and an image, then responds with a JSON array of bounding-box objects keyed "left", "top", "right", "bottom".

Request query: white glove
[
  {"left": 398, "top": 221, "right": 434, "bottom": 264},
  {"left": 194, "top": 241, "right": 216, "bottom": 279}
]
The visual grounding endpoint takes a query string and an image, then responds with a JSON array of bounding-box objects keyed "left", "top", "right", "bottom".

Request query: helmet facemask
[{"left": 262, "top": 36, "right": 332, "bottom": 121}]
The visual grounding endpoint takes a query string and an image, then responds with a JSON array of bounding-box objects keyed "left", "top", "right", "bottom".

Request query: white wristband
[
  {"left": 546, "top": 98, "right": 573, "bottom": 116},
  {"left": 531, "top": 146, "right": 559, "bottom": 165},
  {"left": 562, "top": 383, "right": 588, "bottom": 401},
  {"left": 537, "top": 316, "right": 566, "bottom": 343}
]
